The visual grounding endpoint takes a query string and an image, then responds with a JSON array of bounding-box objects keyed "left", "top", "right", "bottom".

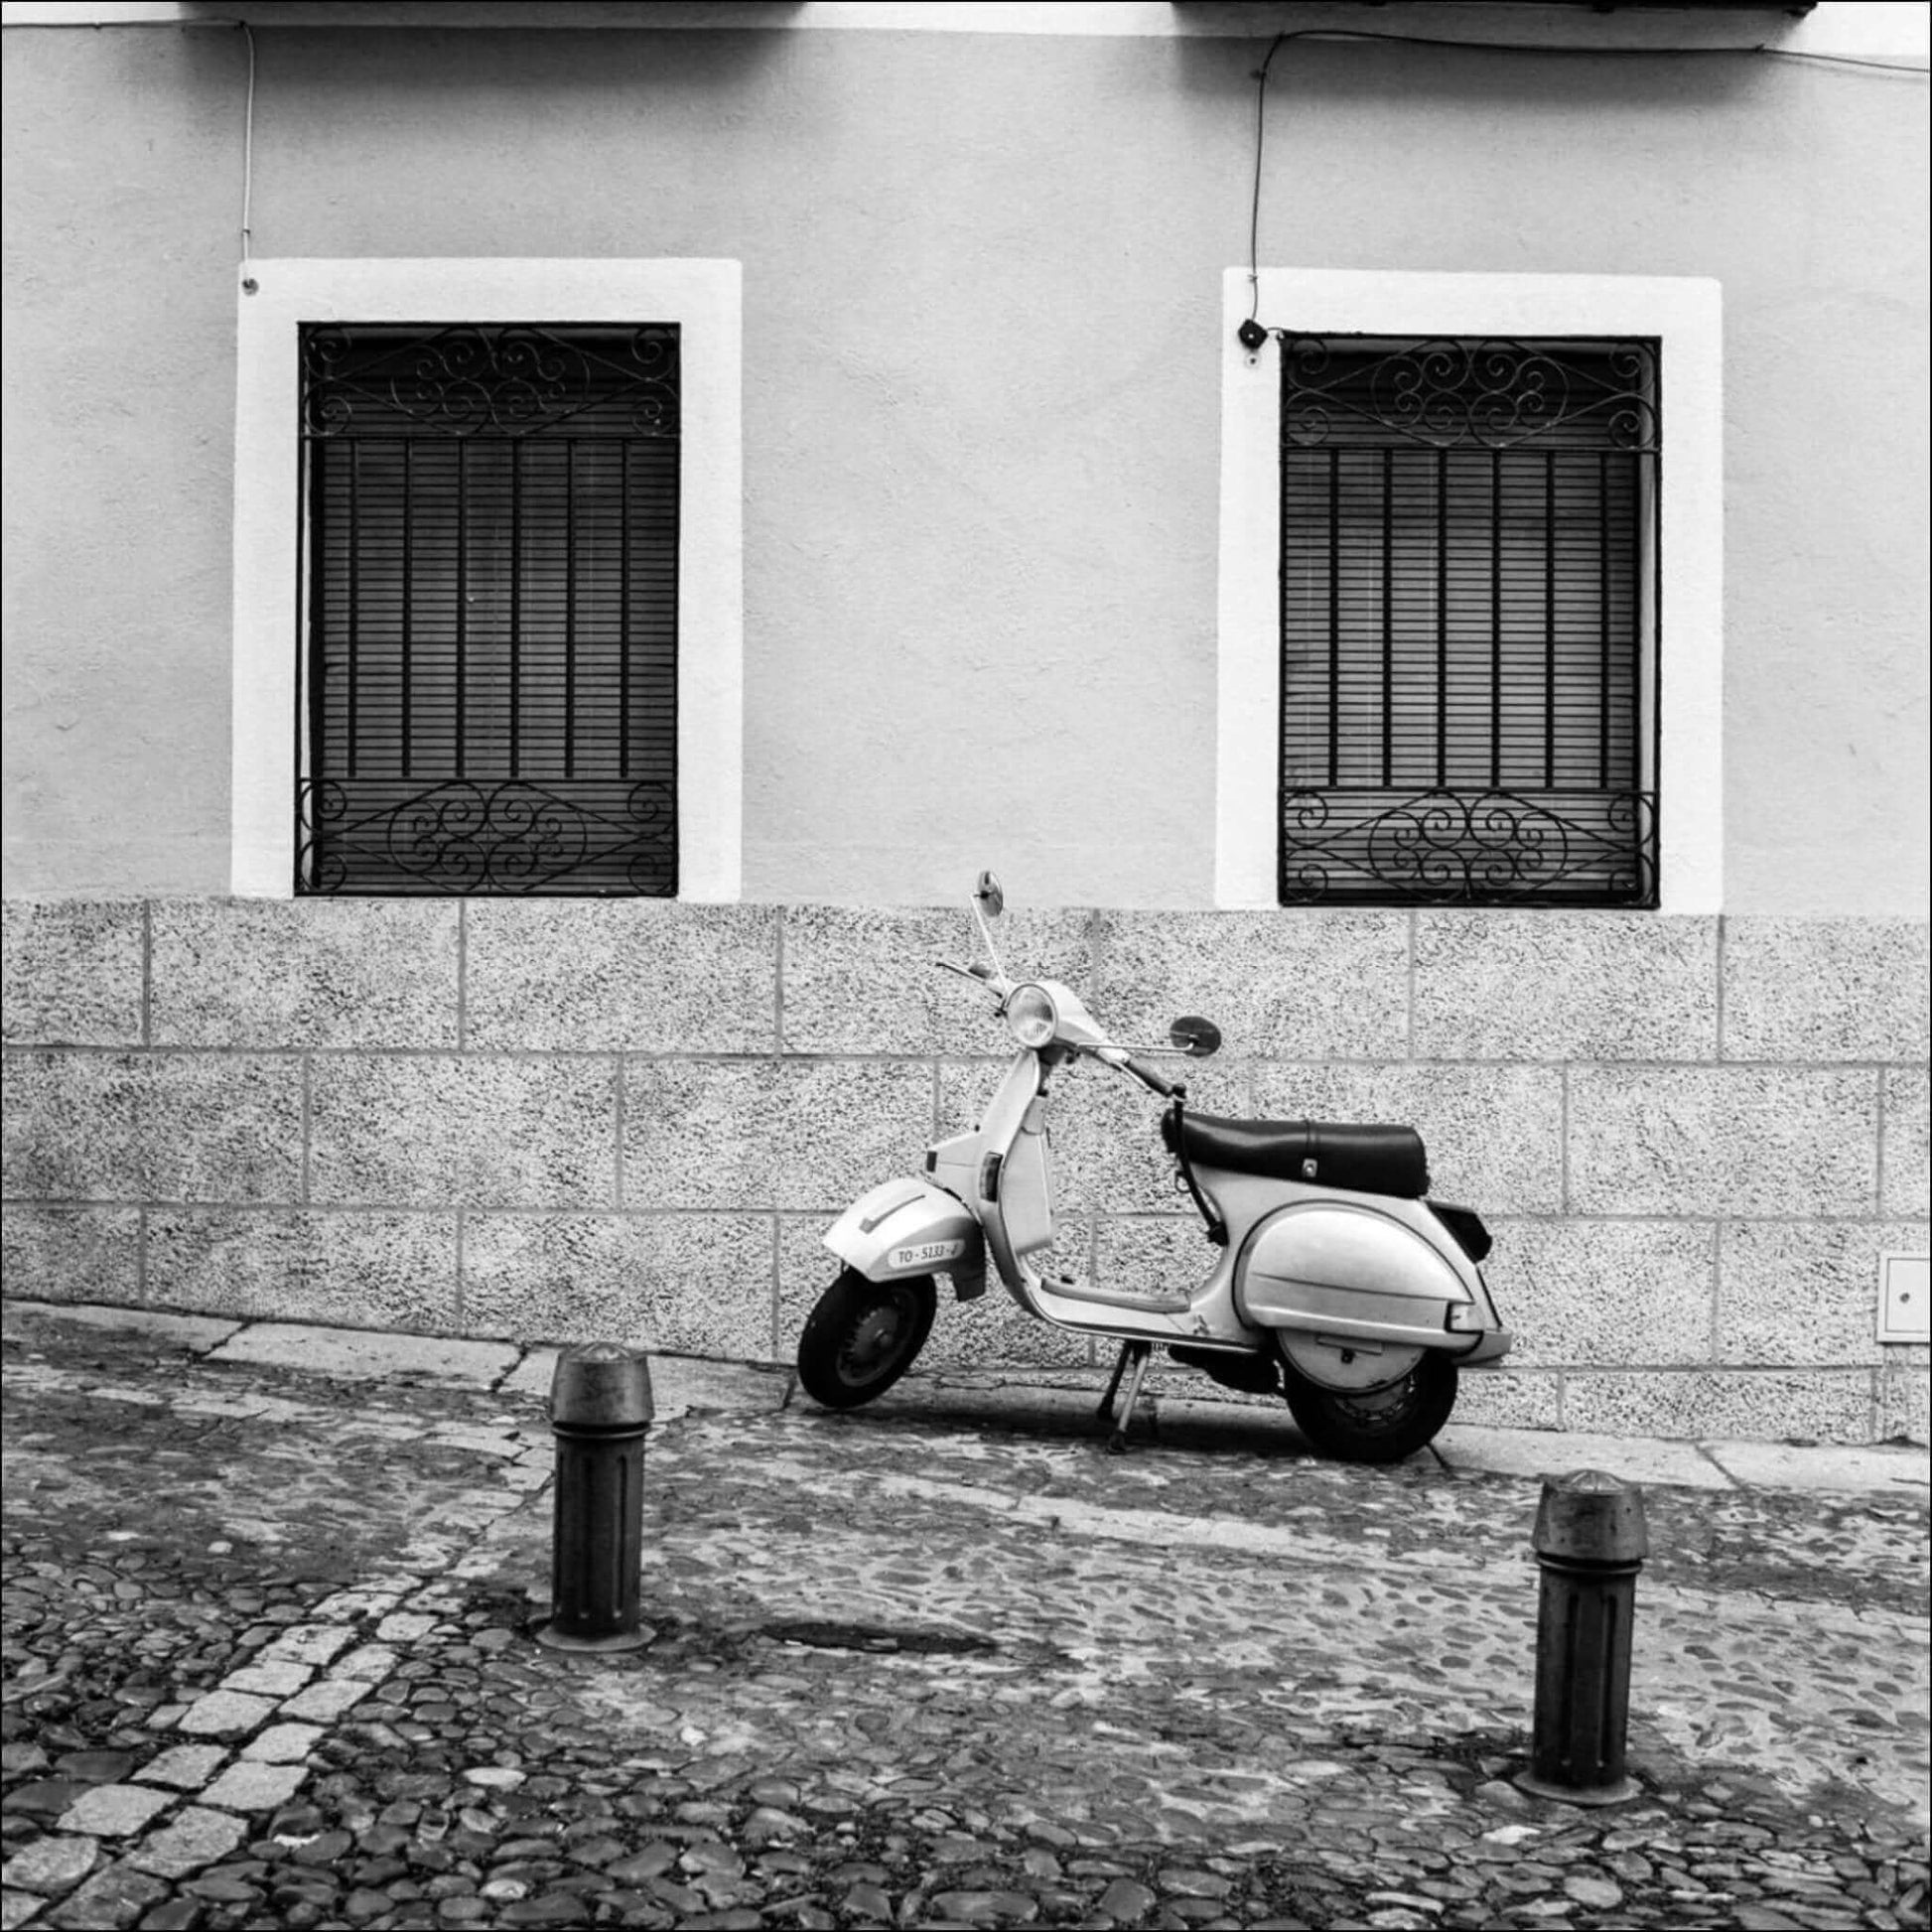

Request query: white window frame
[
  {"left": 231, "top": 257, "right": 743, "bottom": 899},
  {"left": 1215, "top": 267, "right": 1723, "bottom": 914}
]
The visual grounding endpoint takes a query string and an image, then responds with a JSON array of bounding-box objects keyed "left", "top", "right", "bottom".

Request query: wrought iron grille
[
  {"left": 296, "top": 323, "right": 680, "bottom": 896},
  {"left": 1277, "top": 335, "right": 1660, "bottom": 907}
]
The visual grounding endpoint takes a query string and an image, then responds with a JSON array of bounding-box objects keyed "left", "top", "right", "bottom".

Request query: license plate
[{"left": 889, "top": 1238, "right": 967, "bottom": 1270}]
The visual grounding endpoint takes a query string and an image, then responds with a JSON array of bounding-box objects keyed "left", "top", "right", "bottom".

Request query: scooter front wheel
[
  {"left": 797, "top": 1269, "right": 938, "bottom": 1410},
  {"left": 1279, "top": 1351, "right": 1457, "bottom": 1464}
]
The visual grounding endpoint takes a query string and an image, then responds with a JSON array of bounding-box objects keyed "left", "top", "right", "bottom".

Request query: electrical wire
[
  {"left": 1244, "top": 26, "right": 1928, "bottom": 328},
  {"left": 239, "top": 21, "right": 257, "bottom": 276}
]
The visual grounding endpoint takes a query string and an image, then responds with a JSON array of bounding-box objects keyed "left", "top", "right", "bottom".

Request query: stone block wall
[{"left": 2, "top": 899, "right": 1926, "bottom": 1444}]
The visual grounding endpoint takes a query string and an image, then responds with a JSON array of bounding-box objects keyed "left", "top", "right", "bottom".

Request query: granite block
[
  {"left": 207, "top": 1324, "right": 515, "bottom": 1383},
  {"left": 1, "top": 899, "right": 145, "bottom": 1045},
  {"left": 465, "top": 901, "right": 778, "bottom": 1052},
  {"left": 1251, "top": 1062, "right": 1565, "bottom": 1212},
  {"left": 1718, "top": 1220, "right": 1927, "bottom": 1366},
  {"left": 1, "top": 1052, "right": 303, "bottom": 1203},
  {"left": 1093, "top": 1214, "right": 1225, "bottom": 1304},
  {"left": 1438, "top": 1368, "right": 1561, "bottom": 1432},
  {"left": 145, "top": 1210, "right": 459, "bottom": 1331},
  {"left": 1883, "top": 1068, "right": 1930, "bottom": 1218},
  {"left": 1434, "top": 1422, "right": 1727, "bottom": 1488},
  {"left": 622, "top": 1057, "right": 932, "bottom": 1210},
  {"left": 775, "top": 1218, "right": 1090, "bottom": 1372},
  {"left": 936, "top": 1056, "right": 1248, "bottom": 1214},
  {"left": 0, "top": 1206, "right": 141, "bottom": 1306},
  {"left": 1561, "top": 1369, "right": 1876, "bottom": 1445},
  {"left": 1722, "top": 916, "right": 1929, "bottom": 1062},
  {"left": 463, "top": 1212, "right": 776, "bottom": 1360},
  {"left": 1879, "top": 1348, "right": 1929, "bottom": 1446},
  {"left": 1413, "top": 912, "right": 1718, "bottom": 1061},
  {"left": 1094, "top": 910, "right": 1410, "bottom": 1061},
  {"left": 149, "top": 899, "right": 458, "bottom": 1048},
  {"left": 781, "top": 905, "right": 1093, "bottom": 1055},
  {"left": 308, "top": 1055, "right": 617, "bottom": 1207},
  {"left": 1568, "top": 1066, "right": 1877, "bottom": 1217},
  {"left": 1481, "top": 1218, "right": 1715, "bottom": 1368}
]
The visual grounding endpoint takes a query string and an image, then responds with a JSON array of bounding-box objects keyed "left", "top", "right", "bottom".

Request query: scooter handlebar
[{"left": 1093, "top": 1044, "right": 1179, "bottom": 1099}]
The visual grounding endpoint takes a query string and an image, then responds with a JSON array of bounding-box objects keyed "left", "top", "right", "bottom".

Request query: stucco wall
[
  {"left": 3, "top": 21, "right": 1928, "bottom": 911},
  {"left": 3, "top": 897, "right": 1926, "bottom": 1444}
]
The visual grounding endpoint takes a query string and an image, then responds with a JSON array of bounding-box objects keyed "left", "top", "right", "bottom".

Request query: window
[
  {"left": 232, "top": 260, "right": 742, "bottom": 900},
  {"left": 297, "top": 323, "right": 681, "bottom": 896},
  {"left": 1216, "top": 270, "right": 1722, "bottom": 915},
  {"left": 1277, "top": 335, "right": 1658, "bottom": 906}
]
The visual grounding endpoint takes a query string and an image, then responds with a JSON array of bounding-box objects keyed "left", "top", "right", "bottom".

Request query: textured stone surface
[
  {"left": 0, "top": 1833, "right": 99, "bottom": 1895},
  {"left": 308, "top": 1054, "right": 617, "bottom": 1206},
  {"left": 1442, "top": 1367, "right": 1562, "bottom": 1431},
  {"left": 1723, "top": 916, "right": 1930, "bottom": 1062},
  {"left": 144, "top": 1209, "right": 460, "bottom": 1329},
  {"left": 0, "top": 1205, "right": 141, "bottom": 1306},
  {"left": 1483, "top": 1218, "right": 1715, "bottom": 1367},
  {"left": 465, "top": 901, "right": 779, "bottom": 1052},
  {"left": 1569, "top": 1067, "right": 1878, "bottom": 1217},
  {"left": 780, "top": 905, "right": 1092, "bottom": 1055},
  {"left": 1, "top": 1052, "right": 302, "bottom": 1202},
  {"left": 1883, "top": 1067, "right": 1930, "bottom": 1217},
  {"left": 1880, "top": 1348, "right": 1929, "bottom": 1445},
  {"left": 54, "top": 1785, "right": 171, "bottom": 1838},
  {"left": 462, "top": 1212, "right": 777, "bottom": 1359},
  {"left": 207, "top": 1325, "right": 517, "bottom": 1384},
  {"left": 148, "top": 899, "right": 458, "bottom": 1048},
  {"left": 1094, "top": 910, "right": 1410, "bottom": 1060},
  {"left": 1563, "top": 1369, "right": 1877, "bottom": 1445},
  {"left": 125, "top": 1807, "right": 246, "bottom": 1878},
  {"left": 0, "top": 899, "right": 144, "bottom": 1045},
  {"left": 1250, "top": 1062, "right": 1565, "bottom": 1212},
  {"left": 1413, "top": 912, "right": 1719, "bottom": 1061},
  {"left": 1718, "top": 1220, "right": 1925, "bottom": 1366},
  {"left": 173, "top": 1691, "right": 278, "bottom": 1737},
  {"left": 1433, "top": 1424, "right": 1728, "bottom": 1489},
  {"left": 622, "top": 1057, "right": 933, "bottom": 1209},
  {"left": 199, "top": 1761, "right": 308, "bottom": 1812}
]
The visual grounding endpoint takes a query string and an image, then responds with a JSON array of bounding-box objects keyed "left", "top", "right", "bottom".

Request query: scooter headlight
[{"left": 1005, "top": 983, "right": 1059, "bottom": 1050}]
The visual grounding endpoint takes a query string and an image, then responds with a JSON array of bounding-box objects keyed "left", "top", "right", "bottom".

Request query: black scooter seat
[{"left": 1166, "top": 1109, "right": 1430, "bottom": 1199}]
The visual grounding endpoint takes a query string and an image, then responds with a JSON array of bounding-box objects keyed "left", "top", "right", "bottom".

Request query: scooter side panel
[
  {"left": 1231, "top": 1193, "right": 1481, "bottom": 1349},
  {"left": 823, "top": 1178, "right": 987, "bottom": 1294}
]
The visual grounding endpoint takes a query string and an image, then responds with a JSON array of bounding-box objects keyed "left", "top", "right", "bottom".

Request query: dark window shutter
[
  {"left": 1277, "top": 337, "right": 1659, "bottom": 907},
  {"left": 296, "top": 323, "right": 680, "bottom": 896}
]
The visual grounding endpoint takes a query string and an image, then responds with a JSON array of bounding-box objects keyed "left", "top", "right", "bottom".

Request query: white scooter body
[{"left": 812, "top": 878, "right": 1514, "bottom": 1459}]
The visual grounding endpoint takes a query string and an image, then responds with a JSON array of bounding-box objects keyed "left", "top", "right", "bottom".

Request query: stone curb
[{"left": 4, "top": 1295, "right": 1928, "bottom": 1497}]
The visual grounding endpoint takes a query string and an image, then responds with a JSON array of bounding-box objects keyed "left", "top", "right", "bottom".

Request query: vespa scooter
[{"left": 797, "top": 874, "right": 1513, "bottom": 1462}]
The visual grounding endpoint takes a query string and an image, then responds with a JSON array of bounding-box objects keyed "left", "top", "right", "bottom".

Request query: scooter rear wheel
[
  {"left": 1279, "top": 1351, "right": 1457, "bottom": 1464},
  {"left": 797, "top": 1269, "right": 938, "bottom": 1410}
]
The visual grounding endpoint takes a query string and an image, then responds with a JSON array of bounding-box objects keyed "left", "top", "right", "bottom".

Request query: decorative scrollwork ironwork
[
  {"left": 1280, "top": 788, "right": 1657, "bottom": 906},
  {"left": 298, "top": 779, "right": 676, "bottom": 897},
  {"left": 1280, "top": 336, "right": 1658, "bottom": 453},
  {"left": 301, "top": 324, "right": 680, "bottom": 441}
]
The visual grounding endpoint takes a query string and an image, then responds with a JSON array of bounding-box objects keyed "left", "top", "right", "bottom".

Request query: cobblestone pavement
[{"left": 3, "top": 1301, "right": 1927, "bottom": 1932}]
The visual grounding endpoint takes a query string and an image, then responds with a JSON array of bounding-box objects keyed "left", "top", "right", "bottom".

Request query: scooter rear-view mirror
[
  {"left": 1170, "top": 1015, "right": 1222, "bottom": 1058},
  {"left": 973, "top": 871, "right": 1005, "bottom": 917}
]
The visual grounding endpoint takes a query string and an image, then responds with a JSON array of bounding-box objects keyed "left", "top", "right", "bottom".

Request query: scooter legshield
[{"left": 823, "top": 1178, "right": 988, "bottom": 1295}]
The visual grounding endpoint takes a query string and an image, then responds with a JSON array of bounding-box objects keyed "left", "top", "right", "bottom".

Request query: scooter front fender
[{"left": 823, "top": 1178, "right": 988, "bottom": 1298}]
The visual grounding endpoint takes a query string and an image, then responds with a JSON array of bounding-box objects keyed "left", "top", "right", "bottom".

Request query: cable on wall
[
  {"left": 1241, "top": 26, "right": 1930, "bottom": 347},
  {"left": 238, "top": 21, "right": 257, "bottom": 287}
]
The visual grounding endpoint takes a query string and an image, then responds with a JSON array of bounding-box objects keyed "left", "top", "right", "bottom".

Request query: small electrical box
[{"left": 1877, "top": 1253, "right": 1931, "bottom": 1344}]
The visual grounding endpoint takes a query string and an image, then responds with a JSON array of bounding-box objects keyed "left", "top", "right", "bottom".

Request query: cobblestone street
[{"left": 3, "top": 1300, "right": 1927, "bottom": 1932}]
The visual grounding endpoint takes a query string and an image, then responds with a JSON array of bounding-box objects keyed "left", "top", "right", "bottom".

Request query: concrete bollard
[
  {"left": 535, "top": 1342, "right": 655, "bottom": 1653},
  {"left": 1516, "top": 1467, "right": 1649, "bottom": 1806}
]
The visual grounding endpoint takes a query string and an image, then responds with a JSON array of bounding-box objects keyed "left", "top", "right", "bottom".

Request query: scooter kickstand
[
  {"left": 1096, "top": 1341, "right": 1134, "bottom": 1427},
  {"left": 1104, "top": 1341, "right": 1154, "bottom": 1455}
]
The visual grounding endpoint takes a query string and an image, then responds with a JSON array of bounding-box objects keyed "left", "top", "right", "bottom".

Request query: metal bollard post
[
  {"left": 535, "top": 1342, "right": 655, "bottom": 1653},
  {"left": 1515, "top": 1467, "right": 1649, "bottom": 1806}
]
